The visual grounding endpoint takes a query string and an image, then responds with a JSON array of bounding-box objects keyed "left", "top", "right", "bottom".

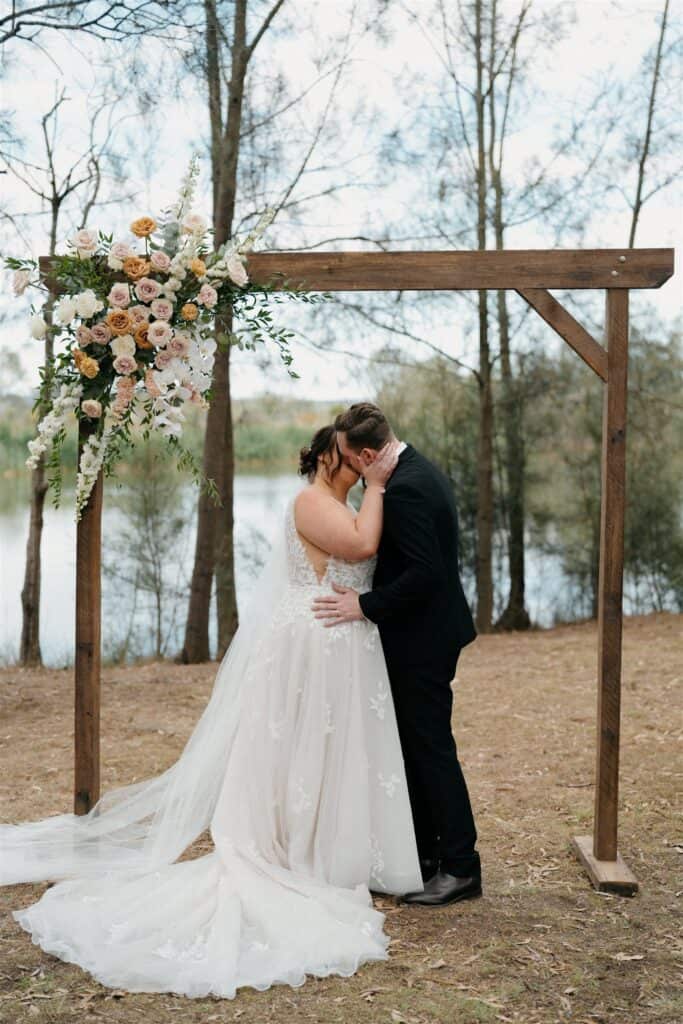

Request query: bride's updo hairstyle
[{"left": 299, "top": 425, "right": 341, "bottom": 483}]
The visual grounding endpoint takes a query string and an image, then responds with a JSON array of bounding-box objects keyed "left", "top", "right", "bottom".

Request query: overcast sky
[{"left": 1, "top": 0, "right": 680, "bottom": 403}]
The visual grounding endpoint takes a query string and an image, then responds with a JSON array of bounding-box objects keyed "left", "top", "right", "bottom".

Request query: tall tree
[{"left": 181, "top": 0, "right": 360, "bottom": 661}]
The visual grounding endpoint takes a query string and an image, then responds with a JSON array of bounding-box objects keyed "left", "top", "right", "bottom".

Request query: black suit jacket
[{"left": 358, "top": 444, "right": 476, "bottom": 678}]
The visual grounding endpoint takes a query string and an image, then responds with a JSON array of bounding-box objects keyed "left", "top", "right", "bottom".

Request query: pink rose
[
  {"left": 128, "top": 304, "right": 151, "bottom": 325},
  {"left": 81, "top": 399, "right": 102, "bottom": 418},
  {"left": 169, "top": 333, "right": 190, "bottom": 358},
  {"left": 226, "top": 254, "right": 248, "bottom": 287},
  {"left": 113, "top": 354, "right": 138, "bottom": 375},
  {"left": 117, "top": 375, "right": 136, "bottom": 392},
  {"left": 90, "top": 322, "right": 112, "bottom": 345},
  {"left": 134, "top": 277, "right": 161, "bottom": 303},
  {"left": 110, "top": 241, "right": 132, "bottom": 260},
  {"left": 197, "top": 283, "right": 218, "bottom": 308},
  {"left": 76, "top": 325, "right": 93, "bottom": 348},
  {"left": 154, "top": 349, "right": 174, "bottom": 369},
  {"left": 71, "top": 228, "right": 98, "bottom": 255},
  {"left": 107, "top": 282, "right": 131, "bottom": 308},
  {"left": 150, "top": 250, "right": 171, "bottom": 272},
  {"left": 150, "top": 298, "right": 174, "bottom": 320},
  {"left": 147, "top": 320, "right": 172, "bottom": 347}
]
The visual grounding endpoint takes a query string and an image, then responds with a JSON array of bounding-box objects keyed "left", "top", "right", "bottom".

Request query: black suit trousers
[{"left": 386, "top": 648, "right": 481, "bottom": 878}]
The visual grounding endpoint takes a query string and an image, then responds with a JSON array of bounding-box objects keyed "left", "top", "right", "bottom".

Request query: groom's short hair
[{"left": 334, "top": 403, "right": 392, "bottom": 451}]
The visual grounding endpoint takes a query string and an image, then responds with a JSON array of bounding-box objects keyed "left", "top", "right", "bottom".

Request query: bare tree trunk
[
  {"left": 19, "top": 202, "right": 58, "bottom": 665},
  {"left": 474, "top": 0, "right": 494, "bottom": 633},
  {"left": 628, "top": 0, "right": 670, "bottom": 247},
  {"left": 181, "top": 0, "right": 249, "bottom": 661},
  {"left": 215, "top": 311, "right": 239, "bottom": 656},
  {"left": 488, "top": 0, "right": 530, "bottom": 631}
]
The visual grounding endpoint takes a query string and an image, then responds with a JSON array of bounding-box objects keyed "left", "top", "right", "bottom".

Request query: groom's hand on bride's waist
[{"left": 312, "top": 583, "right": 365, "bottom": 627}]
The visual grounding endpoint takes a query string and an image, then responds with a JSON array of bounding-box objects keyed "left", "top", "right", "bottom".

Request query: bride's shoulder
[{"left": 294, "top": 486, "right": 352, "bottom": 526}]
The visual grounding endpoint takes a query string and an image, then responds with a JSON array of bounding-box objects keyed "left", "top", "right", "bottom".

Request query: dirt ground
[{"left": 0, "top": 612, "right": 681, "bottom": 1024}]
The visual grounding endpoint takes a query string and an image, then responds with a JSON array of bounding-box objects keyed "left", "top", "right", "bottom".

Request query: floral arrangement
[{"left": 6, "top": 158, "right": 320, "bottom": 519}]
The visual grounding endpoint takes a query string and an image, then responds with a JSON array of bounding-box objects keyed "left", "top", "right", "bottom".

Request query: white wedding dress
[{"left": 1, "top": 495, "right": 423, "bottom": 998}]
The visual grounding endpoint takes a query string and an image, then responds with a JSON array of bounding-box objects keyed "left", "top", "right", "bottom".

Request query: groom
[{"left": 312, "top": 402, "right": 481, "bottom": 907}]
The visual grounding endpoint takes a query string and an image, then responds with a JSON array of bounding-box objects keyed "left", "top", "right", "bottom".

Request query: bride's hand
[{"left": 361, "top": 440, "right": 401, "bottom": 488}]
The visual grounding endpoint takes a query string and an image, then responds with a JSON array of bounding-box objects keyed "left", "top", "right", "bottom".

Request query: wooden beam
[
  {"left": 516, "top": 288, "right": 608, "bottom": 381},
  {"left": 572, "top": 835, "right": 638, "bottom": 896},
  {"left": 243, "top": 249, "right": 674, "bottom": 291},
  {"left": 595, "top": 288, "right": 629, "bottom": 861},
  {"left": 74, "top": 419, "right": 103, "bottom": 815},
  {"left": 39, "top": 249, "right": 674, "bottom": 292},
  {"left": 573, "top": 288, "right": 637, "bottom": 895}
]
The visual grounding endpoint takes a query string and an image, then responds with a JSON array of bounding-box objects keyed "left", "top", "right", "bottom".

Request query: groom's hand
[{"left": 312, "top": 583, "right": 364, "bottom": 627}]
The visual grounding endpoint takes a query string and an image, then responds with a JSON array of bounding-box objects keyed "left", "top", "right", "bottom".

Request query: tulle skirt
[{"left": 11, "top": 588, "right": 422, "bottom": 998}]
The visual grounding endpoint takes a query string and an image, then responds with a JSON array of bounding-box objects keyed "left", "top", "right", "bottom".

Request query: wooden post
[
  {"left": 572, "top": 288, "right": 638, "bottom": 895},
  {"left": 74, "top": 418, "right": 103, "bottom": 815}
]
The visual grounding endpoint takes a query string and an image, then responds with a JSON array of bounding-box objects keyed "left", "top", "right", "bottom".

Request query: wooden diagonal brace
[{"left": 516, "top": 288, "right": 608, "bottom": 382}]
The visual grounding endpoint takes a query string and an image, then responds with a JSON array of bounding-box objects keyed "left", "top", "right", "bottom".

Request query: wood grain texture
[
  {"left": 594, "top": 289, "right": 629, "bottom": 862},
  {"left": 517, "top": 288, "right": 608, "bottom": 381},
  {"left": 74, "top": 419, "right": 102, "bottom": 815},
  {"left": 242, "top": 249, "right": 674, "bottom": 291},
  {"left": 572, "top": 835, "right": 638, "bottom": 895},
  {"left": 38, "top": 248, "right": 675, "bottom": 292}
]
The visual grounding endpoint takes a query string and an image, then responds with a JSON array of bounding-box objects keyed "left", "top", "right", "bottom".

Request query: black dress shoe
[{"left": 400, "top": 870, "right": 482, "bottom": 907}]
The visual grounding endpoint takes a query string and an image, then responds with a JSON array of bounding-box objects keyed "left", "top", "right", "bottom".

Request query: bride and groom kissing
[{"left": 0, "top": 401, "right": 481, "bottom": 999}]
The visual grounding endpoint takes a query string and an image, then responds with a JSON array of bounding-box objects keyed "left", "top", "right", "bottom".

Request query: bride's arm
[{"left": 294, "top": 444, "right": 399, "bottom": 561}]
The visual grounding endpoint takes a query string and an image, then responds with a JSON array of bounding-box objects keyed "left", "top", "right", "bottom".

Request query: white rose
[
  {"left": 30, "top": 315, "right": 47, "bottom": 340},
  {"left": 166, "top": 277, "right": 182, "bottom": 291},
  {"left": 110, "top": 334, "right": 136, "bottom": 357},
  {"left": 107, "top": 255, "right": 124, "bottom": 271},
  {"left": 226, "top": 254, "right": 248, "bottom": 287},
  {"left": 75, "top": 289, "right": 104, "bottom": 319},
  {"left": 181, "top": 213, "right": 207, "bottom": 235},
  {"left": 55, "top": 297, "right": 77, "bottom": 324}
]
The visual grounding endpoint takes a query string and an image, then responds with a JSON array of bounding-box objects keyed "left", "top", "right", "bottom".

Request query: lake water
[{"left": 0, "top": 473, "right": 580, "bottom": 667}]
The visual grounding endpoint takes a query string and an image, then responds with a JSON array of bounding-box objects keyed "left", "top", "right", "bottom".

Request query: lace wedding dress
[{"left": 1, "top": 495, "right": 422, "bottom": 998}]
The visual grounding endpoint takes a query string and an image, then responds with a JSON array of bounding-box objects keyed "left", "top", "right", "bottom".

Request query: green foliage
[{"left": 372, "top": 321, "right": 683, "bottom": 621}]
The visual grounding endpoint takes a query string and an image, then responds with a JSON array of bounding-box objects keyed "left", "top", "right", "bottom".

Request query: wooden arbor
[{"left": 42, "top": 246, "right": 674, "bottom": 896}]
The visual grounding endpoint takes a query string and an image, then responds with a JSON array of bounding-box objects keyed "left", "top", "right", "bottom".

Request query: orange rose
[
  {"left": 130, "top": 216, "right": 157, "bottom": 238},
  {"left": 190, "top": 258, "right": 207, "bottom": 277},
  {"left": 134, "top": 323, "right": 153, "bottom": 349},
  {"left": 122, "top": 256, "right": 151, "bottom": 280},
  {"left": 180, "top": 302, "right": 199, "bottom": 321},
  {"left": 106, "top": 309, "right": 132, "bottom": 336},
  {"left": 81, "top": 357, "right": 99, "bottom": 379}
]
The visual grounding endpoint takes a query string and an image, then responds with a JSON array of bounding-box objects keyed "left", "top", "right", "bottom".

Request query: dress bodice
[{"left": 285, "top": 495, "right": 377, "bottom": 594}]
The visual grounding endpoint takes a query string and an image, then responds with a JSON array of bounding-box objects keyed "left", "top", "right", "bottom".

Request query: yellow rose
[
  {"left": 122, "top": 256, "right": 151, "bottom": 280},
  {"left": 190, "top": 258, "right": 207, "bottom": 277},
  {"left": 130, "top": 216, "right": 157, "bottom": 238},
  {"left": 180, "top": 302, "right": 199, "bottom": 321},
  {"left": 106, "top": 309, "right": 132, "bottom": 336}
]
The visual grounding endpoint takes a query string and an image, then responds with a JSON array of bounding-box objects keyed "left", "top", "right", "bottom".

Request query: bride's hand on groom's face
[
  {"left": 312, "top": 583, "right": 364, "bottom": 627},
  {"left": 361, "top": 440, "right": 400, "bottom": 488}
]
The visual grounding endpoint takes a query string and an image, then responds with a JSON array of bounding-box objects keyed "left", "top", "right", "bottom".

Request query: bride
[{"left": 0, "top": 425, "right": 424, "bottom": 999}]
